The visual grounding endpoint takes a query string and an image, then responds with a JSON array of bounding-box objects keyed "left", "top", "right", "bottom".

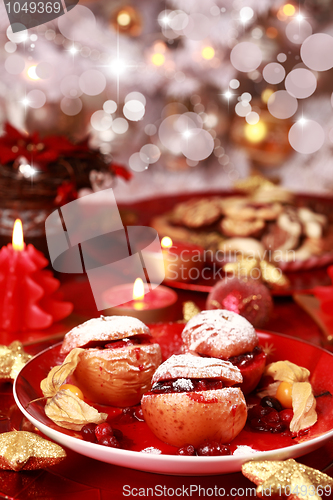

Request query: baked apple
[
  {"left": 60, "top": 316, "right": 162, "bottom": 407},
  {"left": 181, "top": 309, "right": 266, "bottom": 395},
  {"left": 141, "top": 353, "right": 247, "bottom": 448}
]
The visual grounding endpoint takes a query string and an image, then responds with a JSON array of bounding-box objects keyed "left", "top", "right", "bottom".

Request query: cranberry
[
  {"left": 81, "top": 423, "right": 97, "bottom": 443},
  {"left": 133, "top": 406, "right": 145, "bottom": 421},
  {"left": 95, "top": 422, "right": 113, "bottom": 441},
  {"left": 279, "top": 409, "right": 294, "bottom": 425},
  {"left": 177, "top": 445, "right": 196, "bottom": 456},
  {"left": 269, "top": 422, "right": 285, "bottom": 433},
  {"left": 260, "top": 396, "right": 283, "bottom": 412},
  {"left": 249, "top": 418, "right": 270, "bottom": 432},
  {"left": 262, "top": 409, "right": 280, "bottom": 424},
  {"left": 197, "top": 441, "right": 231, "bottom": 456},
  {"left": 99, "top": 435, "right": 120, "bottom": 448},
  {"left": 247, "top": 405, "right": 273, "bottom": 421},
  {"left": 121, "top": 407, "right": 135, "bottom": 423}
]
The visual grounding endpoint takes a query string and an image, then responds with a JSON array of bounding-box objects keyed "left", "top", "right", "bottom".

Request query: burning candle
[
  {"left": 0, "top": 219, "right": 73, "bottom": 334},
  {"left": 102, "top": 278, "right": 178, "bottom": 323},
  {"left": 161, "top": 237, "right": 204, "bottom": 283}
]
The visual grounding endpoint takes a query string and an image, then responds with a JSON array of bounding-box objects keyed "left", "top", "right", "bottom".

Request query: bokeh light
[
  {"left": 201, "top": 47, "right": 215, "bottom": 60},
  {"left": 244, "top": 121, "right": 267, "bottom": 143}
]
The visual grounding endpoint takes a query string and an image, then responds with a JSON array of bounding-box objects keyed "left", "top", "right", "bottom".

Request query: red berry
[
  {"left": 133, "top": 407, "right": 145, "bottom": 421},
  {"left": 279, "top": 409, "right": 294, "bottom": 425},
  {"left": 95, "top": 422, "right": 113, "bottom": 441},
  {"left": 269, "top": 422, "right": 284, "bottom": 433},
  {"left": 99, "top": 435, "right": 120, "bottom": 448},
  {"left": 260, "top": 396, "right": 283, "bottom": 412},
  {"left": 81, "top": 423, "right": 97, "bottom": 443},
  {"left": 197, "top": 441, "right": 231, "bottom": 456},
  {"left": 177, "top": 445, "right": 196, "bottom": 456},
  {"left": 262, "top": 409, "right": 280, "bottom": 424},
  {"left": 121, "top": 407, "right": 135, "bottom": 423},
  {"left": 247, "top": 405, "right": 272, "bottom": 421},
  {"left": 249, "top": 418, "right": 270, "bottom": 432}
]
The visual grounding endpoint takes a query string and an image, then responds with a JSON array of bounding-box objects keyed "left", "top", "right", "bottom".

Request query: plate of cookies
[
  {"left": 14, "top": 313, "right": 333, "bottom": 476},
  {"left": 151, "top": 187, "right": 333, "bottom": 276}
]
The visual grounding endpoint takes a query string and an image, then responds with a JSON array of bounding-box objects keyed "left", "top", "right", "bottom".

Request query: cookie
[{"left": 220, "top": 217, "right": 265, "bottom": 238}]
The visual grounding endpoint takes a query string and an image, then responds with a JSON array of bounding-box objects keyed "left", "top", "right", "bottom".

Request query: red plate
[
  {"left": 164, "top": 265, "right": 332, "bottom": 297},
  {"left": 14, "top": 324, "right": 333, "bottom": 475}
]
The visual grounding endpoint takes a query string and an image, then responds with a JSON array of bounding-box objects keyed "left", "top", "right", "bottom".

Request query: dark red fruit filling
[
  {"left": 150, "top": 378, "right": 224, "bottom": 395},
  {"left": 247, "top": 397, "right": 294, "bottom": 434},
  {"left": 228, "top": 345, "right": 263, "bottom": 368},
  {"left": 83, "top": 335, "right": 151, "bottom": 350}
]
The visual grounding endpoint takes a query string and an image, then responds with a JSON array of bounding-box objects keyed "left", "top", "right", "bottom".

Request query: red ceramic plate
[
  {"left": 164, "top": 265, "right": 332, "bottom": 297},
  {"left": 14, "top": 324, "right": 333, "bottom": 475}
]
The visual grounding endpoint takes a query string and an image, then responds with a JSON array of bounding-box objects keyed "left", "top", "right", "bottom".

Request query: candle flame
[
  {"left": 133, "top": 278, "right": 145, "bottom": 301},
  {"left": 161, "top": 236, "right": 173, "bottom": 249},
  {"left": 12, "top": 219, "right": 24, "bottom": 251}
]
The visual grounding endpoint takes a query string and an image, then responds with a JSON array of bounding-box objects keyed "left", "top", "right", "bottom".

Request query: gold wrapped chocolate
[
  {"left": 242, "top": 459, "right": 333, "bottom": 500},
  {"left": 0, "top": 431, "right": 66, "bottom": 471},
  {"left": 0, "top": 341, "right": 32, "bottom": 382},
  {"left": 182, "top": 301, "right": 201, "bottom": 322}
]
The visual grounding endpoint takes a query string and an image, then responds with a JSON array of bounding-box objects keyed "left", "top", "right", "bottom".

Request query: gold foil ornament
[
  {"left": 0, "top": 341, "right": 32, "bottom": 382},
  {"left": 242, "top": 459, "right": 333, "bottom": 500},
  {"left": 182, "top": 301, "right": 201, "bottom": 322},
  {"left": 0, "top": 431, "right": 66, "bottom": 471}
]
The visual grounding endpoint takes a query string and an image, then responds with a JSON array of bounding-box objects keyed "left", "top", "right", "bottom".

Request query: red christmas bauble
[{"left": 206, "top": 277, "right": 273, "bottom": 328}]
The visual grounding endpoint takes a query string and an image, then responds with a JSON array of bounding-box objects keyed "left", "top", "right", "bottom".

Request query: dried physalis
[
  {"left": 242, "top": 459, "right": 333, "bottom": 500},
  {"left": 0, "top": 431, "right": 66, "bottom": 471},
  {"left": 259, "top": 360, "right": 317, "bottom": 433},
  {"left": 40, "top": 348, "right": 108, "bottom": 431},
  {"left": 0, "top": 341, "right": 32, "bottom": 382}
]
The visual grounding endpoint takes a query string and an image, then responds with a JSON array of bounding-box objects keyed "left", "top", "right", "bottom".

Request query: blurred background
[{"left": 1, "top": 0, "right": 333, "bottom": 203}]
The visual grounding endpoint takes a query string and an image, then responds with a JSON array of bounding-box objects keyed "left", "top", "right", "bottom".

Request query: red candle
[
  {"left": 161, "top": 237, "right": 204, "bottom": 282},
  {"left": 102, "top": 278, "right": 178, "bottom": 323},
  {"left": 0, "top": 219, "right": 73, "bottom": 333}
]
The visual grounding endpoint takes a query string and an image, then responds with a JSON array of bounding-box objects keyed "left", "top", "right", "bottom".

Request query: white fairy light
[
  {"left": 69, "top": 46, "right": 79, "bottom": 55},
  {"left": 298, "top": 117, "right": 307, "bottom": 125},
  {"left": 19, "top": 164, "right": 36, "bottom": 178},
  {"left": 224, "top": 90, "right": 233, "bottom": 99}
]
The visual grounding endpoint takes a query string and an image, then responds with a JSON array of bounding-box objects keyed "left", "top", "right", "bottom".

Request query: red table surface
[{"left": 1, "top": 192, "right": 333, "bottom": 499}]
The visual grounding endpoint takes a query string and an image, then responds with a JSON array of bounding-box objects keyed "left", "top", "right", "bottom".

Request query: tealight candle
[
  {"left": 0, "top": 219, "right": 72, "bottom": 334},
  {"left": 102, "top": 278, "right": 178, "bottom": 323}
]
